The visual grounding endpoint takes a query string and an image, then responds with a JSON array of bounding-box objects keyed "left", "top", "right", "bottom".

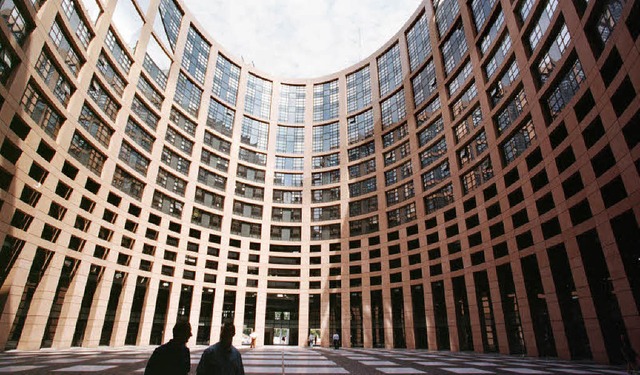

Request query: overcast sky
[{"left": 186, "top": 0, "right": 423, "bottom": 79}]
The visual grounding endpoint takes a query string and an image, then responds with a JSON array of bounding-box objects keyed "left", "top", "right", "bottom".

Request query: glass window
[
  {"left": 207, "top": 98, "right": 235, "bottom": 136},
  {"left": 49, "top": 21, "right": 83, "bottom": 76},
  {"left": 349, "top": 196, "right": 378, "bottom": 217},
  {"left": 348, "top": 216, "right": 378, "bottom": 236},
  {"left": 313, "top": 122, "right": 339, "bottom": 153},
  {"left": 537, "top": 23, "right": 570, "bottom": 83},
  {"left": 245, "top": 74, "right": 272, "bottom": 119},
  {"left": 118, "top": 141, "right": 149, "bottom": 175},
  {"left": 496, "top": 88, "right": 527, "bottom": 133},
  {"left": 348, "top": 141, "right": 375, "bottom": 162},
  {"left": 21, "top": 82, "right": 64, "bottom": 138},
  {"left": 241, "top": 116, "right": 269, "bottom": 150},
  {"left": 424, "top": 183, "right": 454, "bottom": 214},
  {"left": 412, "top": 61, "right": 437, "bottom": 106},
  {"left": 416, "top": 98, "right": 441, "bottom": 128},
  {"left": 182, "top": 26, "right": 210, "bottom": 84},
  {"left": 447, "top": 61, "right": 472, "bottom": 97},
  {"left": 0, "top": 37, "right": 17, "bottom": 84},
  {"left": 88, "top": 77, "right": 120, "bottom": 120},
  {"left": 502, "top": 119, "right": 536, "bottom": 164},
  {"left": 35, "top": 50, "right": 73, "bottom": 106},
  {"left": 461, "top": 157, "right": 494, "bottom": 194},
  {"left": 160, "top": 146, "right": 190, "bottom": 175},
  {"left": 489, "top": 60, "right": 520, "bottom": 107},
  {"left": 154, "top": 0, "right": 182, "bottom": 52},
  {"left": 434, "top": 0, "right": 460, "bottom": 36},
  {"left": 546, "top": 58, "right": 585, "bottom": 118},
  {"left": 470, "top": 0, "right": 498, "bottom": 31},
  {"left": 422, "top": 160, "right": 450, "bottom": 191},
  {"left": 418, "top": 117, "right": 444, "bottom": 147},
  {"left": 312, "top": 187, "right": 340, "bottom": 203},
  {"left": 238, "top": 147, "right": 267, "bottom": 167},
  {"left": 382, "top": 123, "right": 408, "bottom": 149},
  {"left": 68, "top": 132, "right": 106, "bottom": 175},
  {"left": 347, "top": 109, "right": 374, "bottom": 145},
  {"left": 137, "top": 75, "right": 163, "bottom": 110},
  {"left": 79, "top": 104, "right": 114, "bottom": 148},
  {"left": 596, "top": 0, "right": 626, "bottom": 44},
  {"left": 0, "top": 0, "right": 29, "bottom": 44},
  {"left": 125, "top": 117, "right": 154, "bottom": 152},
  {"left": 132, "top": 95, "right": 159, "bottom": 130},
  {"left": 112, "top": 166, "right": 145, "bottom": 200},
  {"left": 174, "top": 73, "right": 202, "bottom": 117},
  {"left": 313, "top": 80, "right": 339, "bottom": 122},
  {"left": 346, "top": 66, "right": 371, "bottom": 113},
  {"left": 144, "top": 36, "right": 171, "bottom": 89},
  {"left": 479, "top": 10, "right": 505, "bottom": 56},
  {"left": 420, "top": 137, "right": 447, "bottom": 169},
  {"left": 274, "top": 172, "right": 303, "bottom": 187},
  {"left": 213, "top": 54, "right": 240, "bottom": 105},
  {"left": 377, "top": 44, "right": 402, "bottom": 97},
  {"left": 96, "top": 52, "right": 125, "bottom": 96},
  {"left": 484, "top": 33, "right": 512, "bottom": 79},
  {"left": 453, "top": 106, "right": 482, "bottom": 143},
  {"left": 275, "top": 157, "right": 303, "bottom": 170},
  {"left": 451, "top": 83, "right": 478, "bottom": 120},
  {"left": 279, "top": 84, "right": 305, "bottom": 123},
  {"left": 381, "top": 89, "right": 406, "bottom": 129},
  {"left": 527, "top": 0, "right": 559, "bottom": 51},
  {"left": 170, "top": 107, "right": 196, "bottom": 136},
  {"left": 349, "top": 177, "right": 377, "bottom": 198},
  {"left": 349, "top": 158, "right": 376, "bottom": 179},
  {"left": 61, "top": 0, "right": 93, "bottom": 49},
  {"left": 276, "top": 126, "right": 304, "bottom": 154},
  {"left": 458, "top": 130, "right": 488, "bottom": 167},
  {"left": 312, "top": 153, "right": 340, "bottom": 169},
  {"left": 441, "top": 23, "right": 468, "bottom": 76},
  {"left": 406, "top": 12, "right": 432, "bottom": 71}
]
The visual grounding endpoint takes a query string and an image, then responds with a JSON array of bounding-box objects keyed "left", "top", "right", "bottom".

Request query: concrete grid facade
[{"left": 0, "top": 0, "right": 639, "bottom": 365}]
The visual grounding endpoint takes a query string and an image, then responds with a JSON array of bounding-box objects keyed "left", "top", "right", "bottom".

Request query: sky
[{"left": 186, "top": 0, "right": 423, "bottom": 79}]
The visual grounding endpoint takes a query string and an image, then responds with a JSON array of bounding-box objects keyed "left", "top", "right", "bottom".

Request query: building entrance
[{"left": 264, "top": 294, "right": 299, "bottom": 346}]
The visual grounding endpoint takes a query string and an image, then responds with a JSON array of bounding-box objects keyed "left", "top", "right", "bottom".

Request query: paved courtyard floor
[{"left": 0, "top": 346, "right": 631, "bottom": 374}]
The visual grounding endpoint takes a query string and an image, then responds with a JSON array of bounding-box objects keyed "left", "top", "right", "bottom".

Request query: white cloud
[{"left": 186, "top": 0, "right": 422, "bottom": 78}]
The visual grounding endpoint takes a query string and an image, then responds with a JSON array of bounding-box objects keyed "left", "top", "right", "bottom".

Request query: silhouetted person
[
  {"left": 145, "top": 321, "right": 192, "bottom": 375},
  {"left": 197, "top": 322, "right": 245, "bottom": 375},
  {"left": 333, "top": 332, "right": 340, "bottom": 349}
]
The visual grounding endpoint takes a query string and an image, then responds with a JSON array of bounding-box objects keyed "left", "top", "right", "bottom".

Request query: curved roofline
[{"left": 179, "top": 0, "right": 428, "bottom": 83}]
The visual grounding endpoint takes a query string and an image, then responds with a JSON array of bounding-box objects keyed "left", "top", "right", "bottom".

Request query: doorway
[{"left": 265, "top": 294, "right": 299, "bottom": 345}]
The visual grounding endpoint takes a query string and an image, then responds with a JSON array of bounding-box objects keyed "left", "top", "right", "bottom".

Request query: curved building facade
[{"left": 0, "top": 0, "right": 639, "bottom": 364}]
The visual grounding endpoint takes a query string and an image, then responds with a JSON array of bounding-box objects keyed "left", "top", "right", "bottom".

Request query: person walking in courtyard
[
  {"left": 309, "top": 332, "right": 315, "bottom": 347},
  {"left": 197, "top": 322, "right": 245, "bottom": 375},
  {"left": 333, "top": 332, "right": 340, "bottom": 349},
  {"left": 144, "top": 321, "right": 192, "bottom": 375},
  {"left": 249, "top": 330, "right": 257, "bottom": 348}
]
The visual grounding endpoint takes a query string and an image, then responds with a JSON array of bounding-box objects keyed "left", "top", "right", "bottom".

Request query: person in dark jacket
[
  {"left": 196, "top": 322, "right": 245, "bottom": 375},
  {"left": 145, "top": 321, "right": 192, "bottom": 375}
]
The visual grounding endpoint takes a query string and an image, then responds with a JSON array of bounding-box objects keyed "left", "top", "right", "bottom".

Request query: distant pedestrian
[
  {"left": 145, "top": 321, "right": 192, "bottom": 375},
  {"left": 333, "top": 332, "right": 340, "bottom": 349},
  {"left": 197, "top": 322, "right": 245, "bottom": 375},
  {"left": 309, "top": 333, "right": 315, "bottom": 347},
  {"left": 249, "top": 330, "right": 257, "bottom": 348}
]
